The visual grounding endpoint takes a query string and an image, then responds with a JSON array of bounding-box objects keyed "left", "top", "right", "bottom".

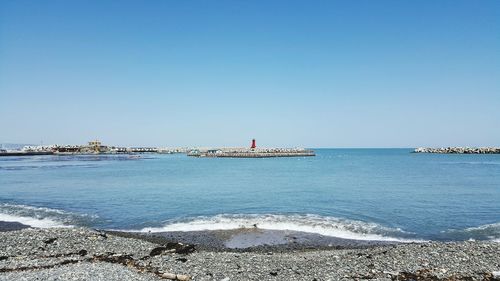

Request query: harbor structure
[
  {"left": 187, "top": 140, "right": 315, "bottom": 158},
  {"left": 0, "top": 139, "right": 316, "bottom": 158},
  {"left": 187, "top": 148, "right": 315, "bottom": 158}
]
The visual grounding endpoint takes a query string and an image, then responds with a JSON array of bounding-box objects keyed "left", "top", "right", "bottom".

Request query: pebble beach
[{"left": 1, "top": 227, "right": 499, "bottom": 281}]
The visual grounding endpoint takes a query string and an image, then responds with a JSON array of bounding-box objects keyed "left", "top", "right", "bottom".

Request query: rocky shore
[
  {"left": 1, "top": 228, "right": 499, "bottom": 281},
  {"left": 414, "top": 147, "right": 500, "bottom": 154}
]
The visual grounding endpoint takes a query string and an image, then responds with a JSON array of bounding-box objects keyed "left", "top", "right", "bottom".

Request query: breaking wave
[
  {"left": 0, "top": 213, "right": 68, "bottom": 228},
  {"left": 138, "top": 214, "right": 420, "bottom": 242},
  {"left": 0, "top": 203, "right": 98, "bottom": 228},
  {"left": 443, "top": 222, "right": 500, "bottom": 242},
  {"left": 463, "top": 223, "right": 500, "bottom": 241}
]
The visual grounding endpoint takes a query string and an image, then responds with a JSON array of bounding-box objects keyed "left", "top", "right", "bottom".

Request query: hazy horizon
[{"left": 1, "top": 1, "right": 499, "bottom": 148}]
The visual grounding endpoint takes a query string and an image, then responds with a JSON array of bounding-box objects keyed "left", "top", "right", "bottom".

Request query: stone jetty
[
  {"left": 188, "top": 148, "right": 315, "bottom": 158},
  {"left": 414, "top": 147, "right": 500, "bottom": 154}
]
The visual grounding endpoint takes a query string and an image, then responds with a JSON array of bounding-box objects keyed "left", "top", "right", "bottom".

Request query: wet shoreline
[
  {"left": 0, "top": 220, "right": 398, "bottom": 251},
  {"left": 0, "top": 221, "right": 31, "bottom": 232},
  {"left": 107, "top": 228, "right": 398, "bottom": 252}
]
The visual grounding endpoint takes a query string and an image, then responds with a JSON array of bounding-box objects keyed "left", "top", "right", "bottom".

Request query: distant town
[{"left": 0, "top": 140, "right": 188, "bottom": 156}]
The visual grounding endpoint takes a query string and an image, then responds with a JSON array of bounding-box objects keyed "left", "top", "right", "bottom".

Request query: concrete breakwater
[
  {"left": 188, "top": 148, "right": 315, "bottom": 158},
  {"left": 414, "top": 147, "right": 500, "bottom": 154}
]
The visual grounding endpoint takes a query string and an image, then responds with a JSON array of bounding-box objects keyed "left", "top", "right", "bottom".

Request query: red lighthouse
[{"left": 250, "top": 139, "right": 256, "bottom": 149}]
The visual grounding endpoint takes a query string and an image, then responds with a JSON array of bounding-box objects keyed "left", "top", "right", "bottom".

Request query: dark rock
[
  {"left": 167, "top": 242, "right": 196, "bottom": 255},
  {"left": 150, "top": 242, "right": 195, "bottom": 256},
  {"left": 43, "top": 238, "right": 57, "bottom": 244},
  {"left": 94, "top": 254, "right": 134, "bottom": 265},
  {"left": 176, "top": 257, "right": 188, "bottom": 263},
  {"left": 59, "top": 260, "right": 79, "bottom": 266},
  {"left": 149, "top": 246, "right": 168, "bottom": 257},
  {"left": 270, "top": 271, "right": 278, "bottom": 276}
]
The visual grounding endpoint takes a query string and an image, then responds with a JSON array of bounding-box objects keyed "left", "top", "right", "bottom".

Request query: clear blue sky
[{"left": 1, "top": 0, "right": 499, "bottom": 147}]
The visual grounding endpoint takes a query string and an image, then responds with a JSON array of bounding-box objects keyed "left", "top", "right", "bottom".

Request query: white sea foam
[
  {"left": 139, "top": 214, "right": 421, "bottom": 242},
  {"left": 465, "top": 223, "right": 500, "bottom": 242},
  {"left": 464, "top": 222, "right": 500, "bottom": 232},
  {"left": 444, "top": 222, "right": 500, "bottom": 242},
  {"left": 0, "top": 203, "right": 71, "bottom": 215},
  {"left": 0, "top": 213, "right": 70, "bottom": 228},
  {"left": 0, "top": 203, "right": 97, "bottom": 228}
]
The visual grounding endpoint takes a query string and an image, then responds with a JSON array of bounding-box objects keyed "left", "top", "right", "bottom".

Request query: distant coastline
[
  {"left": 0, "top": 139, "right": 314, "bottom": 158},
  {"left": 0, "top": 140, "right": 188, "bottom": 156}
]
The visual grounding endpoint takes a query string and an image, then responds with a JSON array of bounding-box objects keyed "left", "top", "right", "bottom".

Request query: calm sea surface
[{"left": 0, "top": 149, "right": 499, "bottom": 242}]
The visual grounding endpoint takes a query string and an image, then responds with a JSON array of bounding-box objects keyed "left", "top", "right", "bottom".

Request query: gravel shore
[{"left": 0, "top": 227, "right": 499, "bottom": 281}]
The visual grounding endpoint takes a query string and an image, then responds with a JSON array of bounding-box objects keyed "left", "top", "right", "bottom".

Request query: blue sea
[{"left": 0, "top": 149, "right": 499, "bottom": 242}]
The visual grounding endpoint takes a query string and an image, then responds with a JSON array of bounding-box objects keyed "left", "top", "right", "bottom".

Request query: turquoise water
[{"left": 0, "top": 149, "right": 499, "bottom": 242}]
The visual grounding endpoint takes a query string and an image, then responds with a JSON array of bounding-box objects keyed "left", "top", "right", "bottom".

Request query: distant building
[
  {"left": 207, "top": 149, "right": 221, "bottom": 154},
  {"left": 87, "top": 140, "right": 109, "bottom": 153},
  {"left": 88, "top": 140, "right": 101, "bottom": 149}
]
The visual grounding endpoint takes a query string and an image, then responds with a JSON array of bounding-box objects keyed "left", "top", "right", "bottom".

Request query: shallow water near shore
[{"left": 0, "top": 149, "right": 499, "bottom": 242}]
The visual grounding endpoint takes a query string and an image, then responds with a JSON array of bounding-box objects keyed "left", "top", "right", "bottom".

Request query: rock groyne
[
  {"left": 414, "top": 147, "right": 500, "bottom": 154},
  {"left": 188, "top": 148, "right": 315, "bottom": 158}
]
